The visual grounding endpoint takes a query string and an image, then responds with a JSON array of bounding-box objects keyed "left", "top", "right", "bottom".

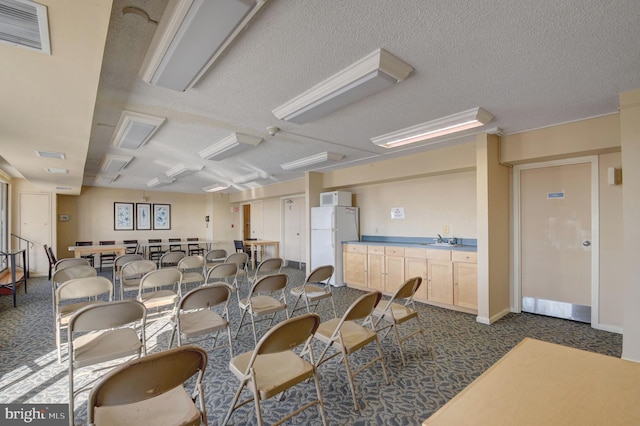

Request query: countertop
[{"left": 344, "top": 235, "right": 477, "bottom": 252}]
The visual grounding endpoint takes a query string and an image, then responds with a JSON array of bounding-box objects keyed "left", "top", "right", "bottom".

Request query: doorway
[
  {"left": 243, "top": 204, "right": 251, "bottom": 239},
  {"left": 19, "top": 192, "right": 51, "bottom": 276},
  {"left": 513, "top": 156, "right": 599, "bottom": 326},
  {"left": 282, "top": 197, "right": 306, "bottom": 269}
]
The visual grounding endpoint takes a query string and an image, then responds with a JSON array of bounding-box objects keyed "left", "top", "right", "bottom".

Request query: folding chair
[
  {"left": 87, "top": 346, "right": 207, "bottom": 426},
  {"left": 68, "top": 300, "right": 146, "bottom": 425},
  {"left": 372, "top": 276, "right": 428, "bottom": 366},
  {"left": 247, "top": 257, "right": 284, "bottom": 286},
  {"left": 225, "top": 252, "right": 249, "bottom": 290},
  {"left": 137, "top": 268, "right": 182, "bottom": 325},
  {"left": 51, "top": 264, "right": 97, "bottom": 317},
  {"left": 235, "top": 273, "right": 289, "bottom": 345},
  {"left": 313, "top": 291, "right": 390, "bottom": 410},
  {"left": 205, "top": 262, "right": 239, "bottom": 302},
  {"left": 159, "top": 251, "right": 185, "bottom": 269},
  {"left": 169, "top": 283, "right": 234, "bottom": 357},
  {"left": 204, "top": 249, "right": 227, "bottom": 270},
  {"left": 119, "top": 260, "right": 156, "bottom": 300},
  {"left": 222, "top": 314, "right": 327, "bottom": 426},
  {"left": 177, "top": 255, "right": 205, "bottom": 292},
  {"left": 54, "top": 276, "right": 113, "bottom": 362},
  {"left": 87, "top": 345, "right": 208, "bottom": 426},
  {"left": 289, "top": 265, "right": 337, "bottom": 318},
  {"left": 112, "top": 253, "right": 143, "bottom": 287}
]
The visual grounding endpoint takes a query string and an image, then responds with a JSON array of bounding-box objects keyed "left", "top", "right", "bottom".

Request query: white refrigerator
[{"left": 311, "top": 206, "right": 359, "bottom": 287}]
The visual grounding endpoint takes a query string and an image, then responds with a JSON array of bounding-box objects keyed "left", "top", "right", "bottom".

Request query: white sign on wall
[{"left": 391, "top": 207, "right": 405, "bottom": 219}]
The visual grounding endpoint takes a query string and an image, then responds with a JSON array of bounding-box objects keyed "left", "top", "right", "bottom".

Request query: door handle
[{"left": 582, "top": 240, "right": 591, "bottom": 247}]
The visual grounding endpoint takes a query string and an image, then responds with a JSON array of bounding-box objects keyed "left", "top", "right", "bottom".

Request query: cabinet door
[
  {"left": 405, "top": 257, "right": 427, "bottom": 301},
  {"left": 344, "top": 251, "right": 367, "bottom": 288},
  {"left": 428, "top": 259, "right": 453, "bottom": 304},
  {"left": 454, "top": 262, "right": 478, "bottom": 309},
  {"left": 368, "top": 254, "right": 385, "bottom": 291},
  {"left": 385, "top": 255, "right": 405, "bottom": 292}
]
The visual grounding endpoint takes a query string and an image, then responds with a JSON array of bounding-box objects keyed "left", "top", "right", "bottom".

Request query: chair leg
[
  {"left": 222, "top": 381, "right": 245, "bottom": 426},
  {"left": 253, "top": 388, "right": 263, "bottom": 426},
  {"left": 374, "top": 336, "right": 391, "bottom": 385},
  {"left": 313, "top": 370, "right": 328, "bottom": 425},
  {"left": 392, "top": 324, "right": 407, "bottom": 367},
  {"left": 341, "top": 349, "right": 360, "bottom": 411},
  {"left": 55, "top": 321, "right": 62, "bottom": 363}
]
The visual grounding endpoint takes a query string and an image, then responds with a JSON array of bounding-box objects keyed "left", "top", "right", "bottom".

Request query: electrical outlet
[{"left": 443, "top": 225, "right": 450, "bottom": 234}]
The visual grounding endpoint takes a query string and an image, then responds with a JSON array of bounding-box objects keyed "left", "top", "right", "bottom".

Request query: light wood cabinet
[
  {"left": 453, "top": 251, "right": 478, "bottom": 310},
  {"left": 367, "top": 247, "right": 385, "bottom": 291},
  {"left": 404, "top": 248, "right": 427, "bottom": 300},
  {"left": 384, "top": 246, "right": 405, "bottom": 292},
  {"left": 343, "top": 244, "right": 367, "bottom": 288},
  {"left": 343, "top": 243, "right": 477, "bottom": 314}
]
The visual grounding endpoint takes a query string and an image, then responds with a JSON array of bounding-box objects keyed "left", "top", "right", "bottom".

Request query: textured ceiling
[{"left": 2, "top": 0, "right": 639, "bottom": 194}]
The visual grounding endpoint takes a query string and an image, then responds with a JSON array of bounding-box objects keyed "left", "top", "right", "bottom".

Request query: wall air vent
[{"left": 0, "top": 0, "right": 51, "bottom": 54}]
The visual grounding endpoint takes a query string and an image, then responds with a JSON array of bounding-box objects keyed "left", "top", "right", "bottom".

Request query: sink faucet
[{"left": 436, "top": 234, "right": 444, "bottom": 243}]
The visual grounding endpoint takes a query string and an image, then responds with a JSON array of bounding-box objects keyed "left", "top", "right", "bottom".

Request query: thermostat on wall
[{"left": 58, "top": 214, "right": 70, "bottom": 222}]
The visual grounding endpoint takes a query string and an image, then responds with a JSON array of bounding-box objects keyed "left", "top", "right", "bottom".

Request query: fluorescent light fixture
[
  {"left": 140, "top": 0, "right": 268, "bottom": 91},
  {"left": 232, "top": 171, "right": 270, "bottom": 184},
  {"left": 0, "top": 0, "right": 51, "bottom": 54},
  {"left": 280, "top": 151, "right": 344, "bottom": 171},
  {"left": 147, "top": 177, "right": 175, "bottom": 188},
  {"left": 371, "top": 107, "right": 495, "bottom": 148},
  {"left": 35, "top": 150, "right": 65, "bottom": 159},
  {"left": 100, "top": 154, "right": 133, "bottom": 172},
  {"left": 273, "top": 49, "right": 413, "bottom": 124},
  {"left": 95, "top": 174, "right": 118, "bottom": 185},
  {"left": 111, "top": 110, "right": 166, "bottom": 150},
  {"left": 165, "top": 163, "right": 204, "bottom": 179},
  {"left": 199, "top": 133, "right": 262, "bottom": 161},
  {"left": 203, "top": 183, "right": 230, "bottom": 192},
  {"left": 46, "top": 167, "right": 68, "bottom": 174}
]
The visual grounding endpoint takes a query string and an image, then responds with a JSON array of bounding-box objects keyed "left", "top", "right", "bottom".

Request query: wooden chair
[
  {"left": 147, "top": 239, "right": 163, "bottom": 264},
  {"left": 44, "top": 244, "right": 57, "bottom": 280},
  {"left": 168, "top": 238, "right": 183, "bottom": 252},
  {"left": 123, "top": 239, "right": 138, "bottom": 254},
  {"left": 75, "top": 241, "right": 95, "bottom": 266},
  {"left": 187, "top": 237, "right": 205, "bottom": 256},
  {"left": 98, "top": 240, "right": 116, "bottom": 272}
]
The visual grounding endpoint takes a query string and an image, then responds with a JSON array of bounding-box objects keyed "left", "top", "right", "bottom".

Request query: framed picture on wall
[
  {"left": 153, "top": 204, "right": 171, "bottom": 230},
  {"left": 136, "top": 203, "right": 151, "bottom": 230},
  {"left": 114, "top": 202, "right": 134, "bottom": 231}
]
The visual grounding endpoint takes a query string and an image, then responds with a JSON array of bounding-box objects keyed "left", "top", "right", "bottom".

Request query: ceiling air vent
[{"left": 0, "top": 0, "right": 51, "bottom": 54}]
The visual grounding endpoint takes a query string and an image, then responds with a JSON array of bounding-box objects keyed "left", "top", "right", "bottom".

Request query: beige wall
[
  {"left": 349, "top": 171, "right": 476, "bottom": 239},
  {"left": 598, "top": 152, "right": 624, "bottom": 330},
  {"left": 56, "top": 186, "right": 224, "bottom": 259},
  {"left": 620, "top": 89, "right": 640, "bottom": 361}
]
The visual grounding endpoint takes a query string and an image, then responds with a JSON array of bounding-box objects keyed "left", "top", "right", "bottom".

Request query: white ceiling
[{"left": 1, "top": 0, "right": 639, "bottom": 195}]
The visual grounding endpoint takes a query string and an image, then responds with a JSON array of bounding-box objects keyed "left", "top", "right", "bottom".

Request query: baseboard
[
  {"left": 596, "top": 323, "right": 623, "bottom": 334},
  {"left": 476, "top": 307, "right": 512, "bottom": 325}
]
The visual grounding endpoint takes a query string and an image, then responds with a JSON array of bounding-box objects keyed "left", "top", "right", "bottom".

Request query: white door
[
  {"left": 515, "top": 157, "right": 598, "bottom": 325},
  {"left": 19, "top": 193, "right": 51, "bottom": 276},
  {"left": 283, "top": 197, "right": 305, "bottom": 267}
]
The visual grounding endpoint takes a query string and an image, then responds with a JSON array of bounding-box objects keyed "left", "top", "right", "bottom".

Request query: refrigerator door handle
[{"left": 331, "top": 228, "right": 335, "bottom": 249}]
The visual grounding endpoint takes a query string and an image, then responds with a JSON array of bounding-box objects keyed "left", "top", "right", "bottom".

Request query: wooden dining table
[
  {"left": 244, "top": 240, "right": 280, "bottom": 269},
  {"left": 68, "top": 244, "right": 128, "bottom": 258},
  {"left": 423, "top": 338, "right": 640, "bottom": 426}
]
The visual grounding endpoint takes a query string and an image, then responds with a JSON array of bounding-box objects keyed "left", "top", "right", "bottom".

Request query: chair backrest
[
  {"left": 69, "top": 299, "right": 146, "bottom": 334},
  {"left": 255, "top": 313, "right": 320, "bottom": 356},
  {"left": 205, "top": 263, "right": 238, "bottom": 283},
  {"left": 54, "top": 258, "right": 90, "bottom": 271},
  {"left": 44, "top": 244, "right": 56, "bottom": 265},
  {"left": 148, "top": 239, "right": 162, "bottom": 253},
  {"left": 47, "top": 245, "right": 58, "bottom": 264},
  {"left": 392, "top": 276, "right": 422, "bottom": 301},
  {"left": 177, "top": 255, "right": 204, "bottom": 271},
  {"left": 225, "top": 252, "right": 248, "bottom": 267},
  {"left": 121, "top": 260, "right": 157, "bottom": 281},
  {"left": 180, "top": 283, "right": 232, "bottom": 311},
  {"left": 56, "top": 276, "right": 113, "bottom": 303},
  {"left": 88, "top": 345, "right": 207, "bottom": 421},
  {"left": 306, "top": 264, "right": 334, "bottom": 285},
  {"left": 160, "top": 251, "right": 185, "bottom": 267},
  {"left": 123, "top": 239, "right": 138, "bottom": 254},
  {"left": 114, "top": 254, "right": 144, "bottom": 269},
  {"left": 139, "top": 268, "right": 182, "bottom": 292},
  {"left": 343, "top": 291, "right": 382, "bottom": 322},
  {"left": 255, "top": 258, "right": 283, "bottom": 275},
  {"left": 76, "top": 241, "right": 93, "bottom": 246},
  {"left": 52, "top": 264, "right": 97, "bottom": 284},
  {"left": 205, "top": 249, "right": 227, "bottom": 262},
  {"left": 251, "top": 273, "right": 288, "bottom": 294},
  {"left": 99, "top": 240, "right": 115, "bottom": 246},
  {"left": 233, "top": 240, "right": 244, "bottom": 252}
]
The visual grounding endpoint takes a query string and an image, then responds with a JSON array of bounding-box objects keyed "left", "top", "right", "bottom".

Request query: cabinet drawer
[
  {"left": 368, "top": 245, "right": 384, "bottom": 255},
  {"left": 427, "top": 249, "right": 451, "bottom": 261},
  {"left": 385, "top": 246, "right": 405, "bottom": 257},
  {"left": 344, "top": 244, "right": 367, "bottom": 254},
  {"left": 452, "top": 251, "right": 477, "bottom": 263},
  {"left": 404, "top": 247, "right": 427, "bottom": 259}
]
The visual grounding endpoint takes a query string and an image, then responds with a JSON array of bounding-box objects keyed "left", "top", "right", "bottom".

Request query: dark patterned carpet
[{"left": 0, "top": 268, "right": 622, "bottom": 425}]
